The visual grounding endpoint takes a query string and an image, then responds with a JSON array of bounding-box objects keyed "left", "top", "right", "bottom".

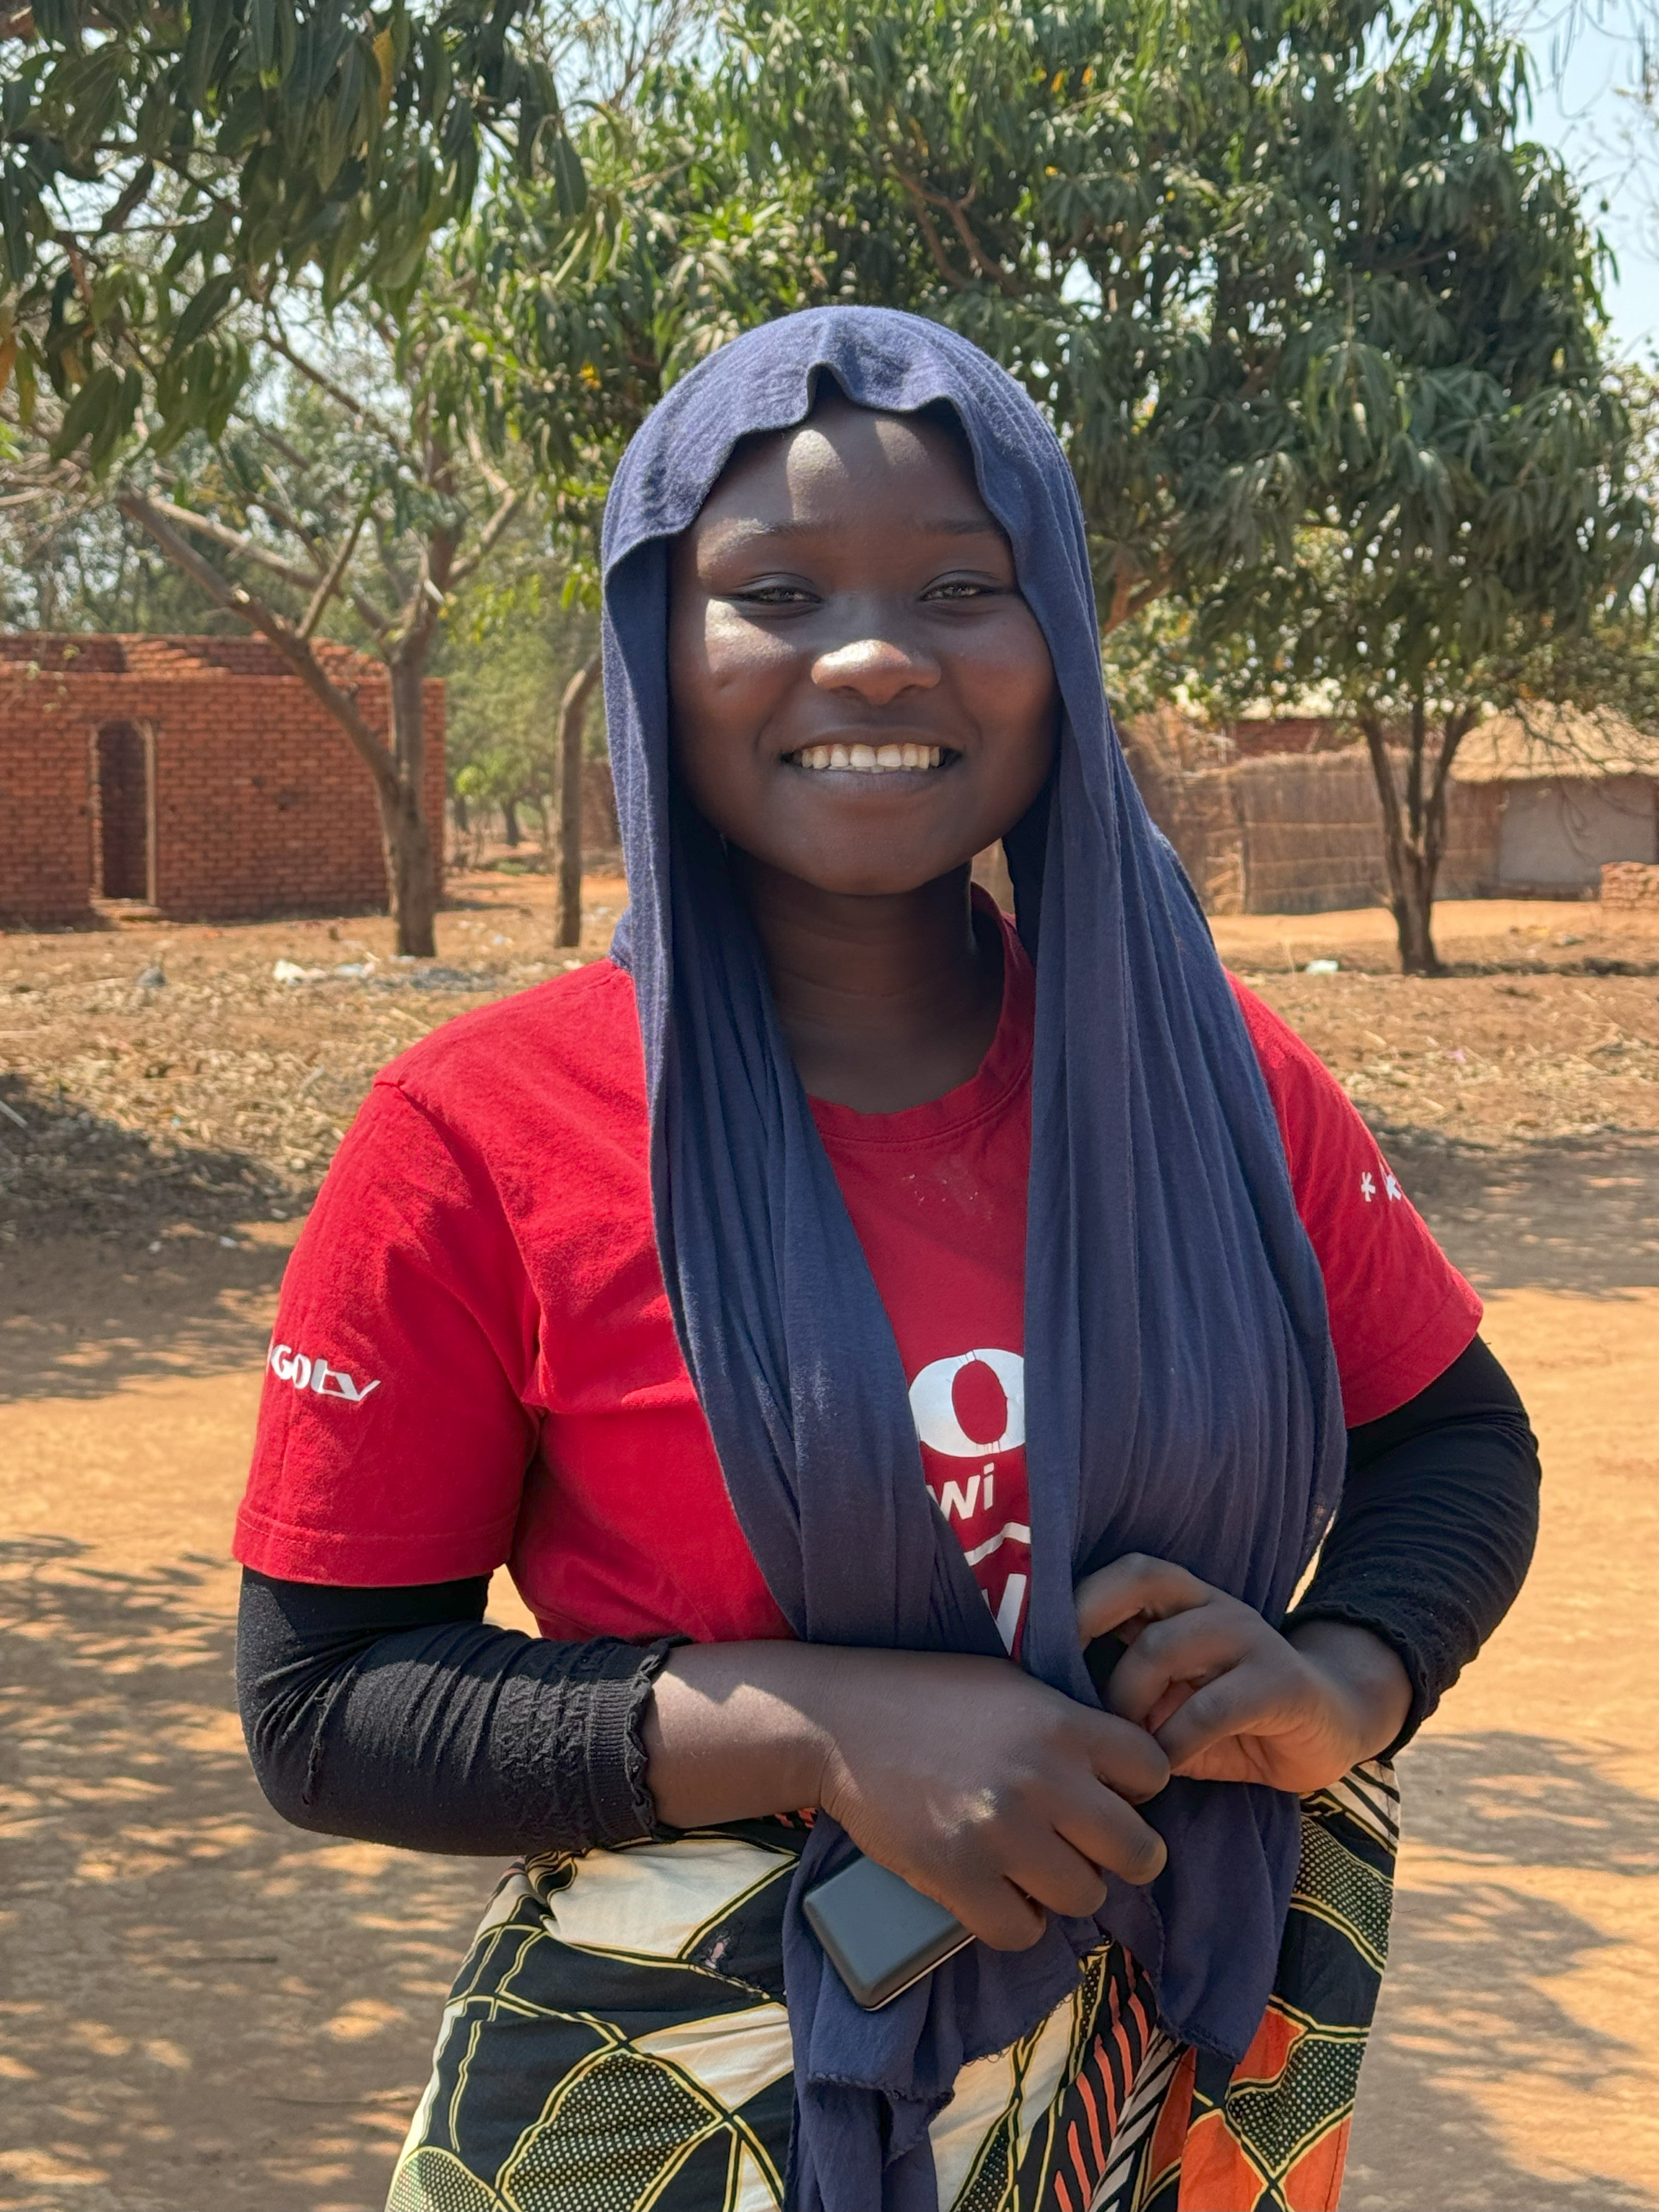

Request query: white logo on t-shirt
[
  {"left": 909, "top": 1350, "right": 1029, "bottom": 1650},
  {"left": 267, "top": 1341, "right": 381, "bottom": 1403},
  {"left": 907, "top": 1348, "right": 1025, "bottom": 1457}
]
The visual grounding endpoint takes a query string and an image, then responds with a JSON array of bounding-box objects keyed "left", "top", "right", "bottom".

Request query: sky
[{"left": 1518, "top": 8, "right": 1659, "bottom": 352}]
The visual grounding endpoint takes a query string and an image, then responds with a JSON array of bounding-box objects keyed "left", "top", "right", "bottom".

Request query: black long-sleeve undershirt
[
  {"left": 1287, "top": 1332, "right": 1538, "bottom": 1750},
  {"left": 236, "top": 1334, "right": 1538, "bottom": 1857}
]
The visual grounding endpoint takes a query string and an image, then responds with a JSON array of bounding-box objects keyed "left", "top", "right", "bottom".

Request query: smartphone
[
  {"left": 802, "top": 1853, "right": 974, "bottom": 2011},
  {"left": 805, "top": 1641, "right": 1129, "bottom": 2011}
]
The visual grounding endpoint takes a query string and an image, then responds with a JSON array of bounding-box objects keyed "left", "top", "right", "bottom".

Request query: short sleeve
[
  {"left": 233, "top": 1080, "right": 541, "bottom": 1585},
  {"left": 1230, "top": 978, "right": 1483, "bottom": 1427}
]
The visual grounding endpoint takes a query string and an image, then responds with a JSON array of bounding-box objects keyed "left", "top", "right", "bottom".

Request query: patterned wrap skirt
[{"left": 387, "top": 1762, "right": 1397, "bottom": 2212}]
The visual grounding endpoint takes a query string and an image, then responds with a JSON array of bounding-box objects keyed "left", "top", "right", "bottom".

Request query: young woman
[{"left": 236, "top": 310, "right": 1538, "bottom": 2212}]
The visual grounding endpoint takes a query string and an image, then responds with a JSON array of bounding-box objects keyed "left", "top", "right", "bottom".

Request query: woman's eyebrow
[{"left": 704, "top": 514, "right": 1005, "bottom": 548}]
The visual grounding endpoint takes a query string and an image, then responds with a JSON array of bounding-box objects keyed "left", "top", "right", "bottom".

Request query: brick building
[{"left": 0, "top": 634, "right": 444, "bottom": 928}]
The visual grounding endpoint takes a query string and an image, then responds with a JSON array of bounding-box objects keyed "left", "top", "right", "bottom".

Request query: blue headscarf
[{"left": 602, "top": 308, "right": 1345, "bottom": 2211}]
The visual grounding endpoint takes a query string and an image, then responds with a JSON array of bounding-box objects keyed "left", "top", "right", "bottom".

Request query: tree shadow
[
  {"left": 0, "top": 1069, "right": 285, "bottom": 1248},
  {"left": 0, "top": 1227, "right": 295, "bottom": 1403},
  {"left": 1347, "top": 1728, "right": 1659, "bottom": 2211},
  {"left": 1386, "top": 1130, "right": 1659, "bottom": 1294},
  {"left": 0, "top": 1536, "right": 495, "bottom": 2212}
]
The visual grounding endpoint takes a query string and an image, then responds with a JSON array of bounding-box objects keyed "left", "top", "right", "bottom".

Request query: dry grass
[{"left": 4, "top": 884, "right": 1658, "bottom": 1249}]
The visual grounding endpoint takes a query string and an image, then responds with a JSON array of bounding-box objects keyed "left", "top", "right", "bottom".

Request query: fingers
[
  {"left": 957, "top": 1776, "right": 1166, "bottom": 1946},
  {"left": 947, "top": 1876, "right": 1050, "bottom": 1953},
  {"left": 1049, "top": 1770, "right": 1167, "bottom": 1888},
  {"left": 1000, "top": 1826, "right": 1111, "bottom": 1921},
  {"left": 1154, "top": 1660, "right": 1293, "bottom": 1774},
  {"left": 1107, "top": 1610, "right": 1261, "bottom": 1729},
  {"left": 1079, "top": 1708, "right": 1171, "bottom": 1804},
  {"left": 1075, "top": 1554, "right": 1214, "bottom": 1644}
]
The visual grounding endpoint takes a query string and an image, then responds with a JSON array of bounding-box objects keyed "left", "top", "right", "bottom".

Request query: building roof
[
  {"left": 0, "top": 632, "right": 382, "bottom": 681},
  {"left": 1451, "top": 704, "right": 1659, "bottom": 783}
]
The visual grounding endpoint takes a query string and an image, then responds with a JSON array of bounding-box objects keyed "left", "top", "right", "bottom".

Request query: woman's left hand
[{"left": 1074, "top": 1555, "right": 1413, "bottom": 1794}]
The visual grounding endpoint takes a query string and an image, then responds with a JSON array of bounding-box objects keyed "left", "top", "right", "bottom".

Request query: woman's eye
[
  {"left": 924, "top": 579, "right": 996, "bottom": 601},
  {"left": 735, "top": 584, "right": 815, "bottom": 607}
]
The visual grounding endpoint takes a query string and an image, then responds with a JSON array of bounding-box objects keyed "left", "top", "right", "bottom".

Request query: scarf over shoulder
[{"left": 601, "top": 307, "right": 1345, "bottom": 2211}]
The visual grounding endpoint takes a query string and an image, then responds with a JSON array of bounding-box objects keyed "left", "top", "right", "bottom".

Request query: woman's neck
[{"left": 734, "top": 855, "right": 1004, "bottom": 1113}]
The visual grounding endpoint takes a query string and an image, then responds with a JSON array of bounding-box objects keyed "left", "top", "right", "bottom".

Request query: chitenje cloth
[{"left": 388, "top": 1765, "right": 1400, "bottom": 2212}]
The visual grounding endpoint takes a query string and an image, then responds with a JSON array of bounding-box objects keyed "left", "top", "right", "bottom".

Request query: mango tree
[{"left": 0, "top": 0, "right": 580, "bottom": 953}]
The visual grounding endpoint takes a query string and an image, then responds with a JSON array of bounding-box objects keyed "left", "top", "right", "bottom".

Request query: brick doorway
[{"left": 94, "top": 722, "right": 153, "bottom": 902}]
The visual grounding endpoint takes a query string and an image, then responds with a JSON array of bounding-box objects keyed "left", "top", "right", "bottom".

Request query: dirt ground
[{"left": 3, "top": 878, "right": 1658, "bottom": 2210}]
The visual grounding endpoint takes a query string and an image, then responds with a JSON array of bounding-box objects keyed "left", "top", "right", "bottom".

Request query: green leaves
[
  {"left": 47, "top": 361, "right": 141, "bottom": 472},
  {"left": 3, "top": 0, "right": 588, "bottom": 466}
]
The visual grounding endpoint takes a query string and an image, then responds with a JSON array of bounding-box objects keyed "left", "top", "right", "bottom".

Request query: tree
[
  {"left": 484, "top": 0, "right": 1640, "bottom": 650},
  {"left": 106, "top": 289, "right": 535, "bottom": 952},
  {"left": 0, "top": 0, "right": 580, "bottom": 953},
  {"left": 1164, "top": 25, "right": 1656, "bottom": 972},
  {"left": 442, "top": 557, "right": 600, "bottom": 919}
]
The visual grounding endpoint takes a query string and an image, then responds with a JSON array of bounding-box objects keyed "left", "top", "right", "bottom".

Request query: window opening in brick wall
[{"left": 94, "top": 722, "right": 152, "bottom": 901}]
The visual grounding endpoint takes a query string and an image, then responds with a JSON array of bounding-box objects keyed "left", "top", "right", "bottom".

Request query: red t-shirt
[{"left": 235, "top": 912, "right": 1481, "bottom": 1650}]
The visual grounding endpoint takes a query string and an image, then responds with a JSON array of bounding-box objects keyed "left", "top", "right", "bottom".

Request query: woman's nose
[{"left": 810, "top": 636, "right": 941, "bottom": 704}]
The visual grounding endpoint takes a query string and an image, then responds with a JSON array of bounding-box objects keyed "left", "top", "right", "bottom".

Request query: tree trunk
[
  {"left": 502, "top": 797, "right": 521, "bottom": 848},
  {"left": 384, "top": 650, "right": 440, "bottom": 957},
  {"left": 377, "top": 778, "right": 441, "bottom": 958},
  {"left": 114, "top": 486, "right": 445, "bottom": 955},
  {"left": 557, "top": 653, "right": 603, "bottom": 950},
  {"left": 1359, "top": 698, "right": 1471, "bottom": 977}
]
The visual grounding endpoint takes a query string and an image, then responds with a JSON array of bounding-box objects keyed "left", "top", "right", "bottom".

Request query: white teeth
[{"left": 791, "top": 742, "right": 952, "bottom": 771}]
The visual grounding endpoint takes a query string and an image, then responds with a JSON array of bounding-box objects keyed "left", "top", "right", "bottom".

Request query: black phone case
[{"left": 802, "top": 1853, "right": 973, "bottom": 2011}]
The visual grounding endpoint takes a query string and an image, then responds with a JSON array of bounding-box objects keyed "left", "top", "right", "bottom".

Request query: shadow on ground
[
  {"left": 4, "top": 1119, "right": 1656, "bottom": 1409},
  {"left": 1389, "top": 1132, "right": 1659, "bottom": 1294},
  {"left": 1347, "top": 1729, "right": 1659, "bottom": 2212},
  {"left": 0, "top": 1537, "right": 494, "bottom": 2212},
  {"left": 0, "top": 1071, "right": 288, "bottom": 1249},
  {"left": 0, "top": 1231, "right": 294, "bottom": 1403}
]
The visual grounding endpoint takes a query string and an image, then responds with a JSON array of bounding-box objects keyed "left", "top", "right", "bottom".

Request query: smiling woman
[
  {"left": 232, "top": 312, "right": 1538, "bottom": 2212},
  {"left": 667, "top": 395, "right": 1055, "bottom": 1113}
]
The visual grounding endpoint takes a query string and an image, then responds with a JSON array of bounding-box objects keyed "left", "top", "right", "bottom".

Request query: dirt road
[{"left": 3, "top": 889, "right": 1657, "bottom": 2210}]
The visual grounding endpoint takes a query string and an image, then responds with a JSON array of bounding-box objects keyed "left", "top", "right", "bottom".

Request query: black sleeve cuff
[
  {"left": 1286, "top": 1336, "right": 1539, "bottom": 1758},
  {"left": 514, "top": 1634, "right": 682, "bottom": 1850}
]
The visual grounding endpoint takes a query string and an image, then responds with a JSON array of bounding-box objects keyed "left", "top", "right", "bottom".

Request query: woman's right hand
[
  {"left": 645, "top": 1643, "right": 1169, "bottom": 1951},
  {"left": 812, "top": 1648, "right": 1168, "bottom": 1949}
]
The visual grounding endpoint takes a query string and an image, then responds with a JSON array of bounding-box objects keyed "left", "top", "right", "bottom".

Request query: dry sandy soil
[{"left": 2, "top": 877, "right": 1658, "bottom": 2210}]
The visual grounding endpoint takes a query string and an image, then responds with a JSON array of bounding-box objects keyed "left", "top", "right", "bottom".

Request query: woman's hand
[
  {"left": 1074, "top": 1556, "right": 1412, "bottom": 1794},
  {"left": 645, "top": 1642, "right": 1170, "bottom": 1951}
]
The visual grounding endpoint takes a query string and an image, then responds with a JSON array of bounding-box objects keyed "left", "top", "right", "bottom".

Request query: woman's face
[{"left": 668, "top": 394, "right": 1058, "bottom": 896}]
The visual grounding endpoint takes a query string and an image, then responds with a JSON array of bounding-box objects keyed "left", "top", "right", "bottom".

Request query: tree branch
[
  {"left": 261, "top": 320, "right": 402, "bottom": 444},
  {"left": 242, "top": 484, "right": 395, "bottom": 638},
  {"left": 896, "top": 182, "right": 971, "bottom": 292},
  {"left": 138, "top": 495, "right": 324, "bottom": 597},
  {"left": 117, "top": 492, "right": 399, "bottom": 795},
  {"left": 889, "top": 163, "right": 1024, "bottom": 296},
  {"left": 448, "top": 486, "right": 523, "bottom": 589},
  {"left": 300, "top": 500, "right": 371, "bottom": 640}
]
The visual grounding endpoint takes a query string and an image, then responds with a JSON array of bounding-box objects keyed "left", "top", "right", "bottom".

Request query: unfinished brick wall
[
  {"left": 1601, "top": 862, "right": 1659, "bottom": 908},
  {"left": 0, "top": 636, "right": 443, "bottom": 927}
]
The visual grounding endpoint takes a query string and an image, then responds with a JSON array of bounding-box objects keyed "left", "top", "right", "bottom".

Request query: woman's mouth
[{"left": 786, "top": 743, "right": 955, "bottom": 774}]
